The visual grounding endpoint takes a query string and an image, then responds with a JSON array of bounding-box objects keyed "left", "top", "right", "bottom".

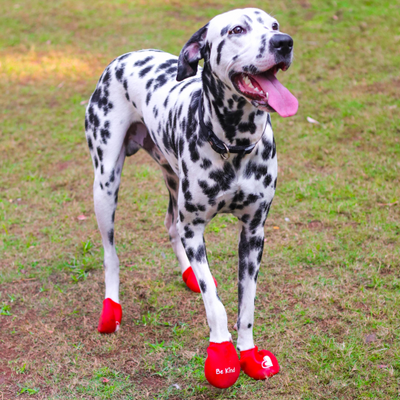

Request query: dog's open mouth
[{"left": 232, "top": 62, "right": 298, "bottom": 118}]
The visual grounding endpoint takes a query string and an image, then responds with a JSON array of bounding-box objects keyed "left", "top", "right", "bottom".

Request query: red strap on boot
[
  {"left": 98, "top": 298, "right": 122, "bottom": 334},
  {"left": 204, "top": 341, "right": 240, "bottom": 388},
  {"left": 240, "top": 346, "right": 280, "bottom": 380},
  {"left": 182, "top": 267, "right": 218, "bottom": 293}
]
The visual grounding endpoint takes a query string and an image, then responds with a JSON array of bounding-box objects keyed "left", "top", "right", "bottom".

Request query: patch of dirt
[
  {"left": 0, "top": 345, "right": 16, "bottom": 387},
  {"left": 307, "top": 220, "right": 324, "bottom": 230},
  {"left": 336, "top": 127, "right": 364, "bottom": 143},
  {"left": 355, "top": 79, "right": 400, "bottom": 98},
  {"left": 56, "top": 161, "right": 72, "bottom": 171},
  {"left": 315, "top": 316, "right": 343, "bottom": 334},
  {"left": 134, "top": 373, "right": 165, "bottom": 392},
  {"left": 299, "top": 0, "right": 311, "bottom": 8}
]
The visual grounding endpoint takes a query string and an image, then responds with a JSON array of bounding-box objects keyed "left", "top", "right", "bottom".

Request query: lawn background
[{"left": 1, "top": 0, "right": 399, "bottom": 398}]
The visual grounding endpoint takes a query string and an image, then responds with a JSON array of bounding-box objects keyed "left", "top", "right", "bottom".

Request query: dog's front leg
[
  {"left": 236, "top": 221, "right": 280, "bottom": 380},
  {"left": 177, "top": 216, "right": 240, "bottom": 388},
  {"left": 178, "top": 221, "right": 228, "bottom": 341}
]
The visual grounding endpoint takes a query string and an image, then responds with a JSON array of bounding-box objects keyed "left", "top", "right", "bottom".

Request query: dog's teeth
[{"left": 254, "top": 87, "right": 259, "bottom": 92}]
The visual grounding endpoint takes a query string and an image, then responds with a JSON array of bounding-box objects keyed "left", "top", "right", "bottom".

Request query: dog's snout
[{"left": 270, "top": 34, "right": 293, "bottom": 56}]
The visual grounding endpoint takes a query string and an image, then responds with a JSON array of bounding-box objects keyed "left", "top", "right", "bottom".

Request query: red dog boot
[
  {"left": 204, "top": 341, "right": 241, "bottom": 388},
  {"left": 182, "top": 267, "right": 218, "bottom": 293},
  {"left": 240, "top": 346, "right": 280, "bottom": 380},
  {"left": 98, "top": 298, "right": 122, "bottom": 334}
]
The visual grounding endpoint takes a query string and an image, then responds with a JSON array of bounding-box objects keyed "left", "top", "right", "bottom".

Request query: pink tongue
[{"left": 255, "top": 72, "right": 298, "bottom": 118}]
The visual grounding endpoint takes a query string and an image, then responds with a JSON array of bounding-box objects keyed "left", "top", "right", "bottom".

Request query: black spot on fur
[
  {"left": 242, "top": 64, "right": 259, "bottom": 75},
  {"left": 250, "top": 207, "right": 263, "bottom": 231},
  {"left": 156, "top": 59, "right": 178, "bottom": 72},
  {"left": 244, "top": 161, "right": 268, "bottom": 181},
  {"left": 200, "top": 158, "right": 212, "bottom": 169},
  {"left": 184, "top": 225, "right": 194, "bottom": 238},
  {"left": 146, "top": 92, "right": 152, "bottom": 105},
  {"left": 118, "top": 53, "right": 131, "bottom": 61},
  {"left": 195, "top": 244, "right": 206, "bottom": 262},
  {"left": 102, "top": 70, "right": 111, "bottom": 83},
  {"left": 100, "top": 128, "right": 111, "bottom": 144},
  {"left": 166, "top": 176, "right": 177, "bottom": 191},
  {"left": 114, "top": 188, "right": 119, "bottom": 204},
  {"left": 238, "top": 283, "right": 244, "bottom": 308},
  {"left": 163, "top": 96, "right": 169, "bottom": 108},
  {"left": 139, "top": 65, "right": 154, "bottom": 78},
  {"left": 199, "top": 279, "right": 207, "bottom": 293},
  {"left": 209, "top": 162, "right": 235, "bottom": 191},
  {"left": 97, "top": 147, "right": 103, "bottom": 161},
  {"left": 241, "top": 214, "right": 250, "bottom": 224},
  {"left": 263, "top": 174, "right": 272, "bottom": 187},
  {"left": 220, "top": 25, "right": 230, "bottom": 36},
  {"left": 115, "top": 64, "right": 125, "bottom": 82},
  {"left": 146, "top": 78, "right": 154, "bottom": 90},
  {"left": 248, "top": 262, "right": 256, "bottom": 277},
  {"left": 238, "top": 229, "right": 249, "bottom": 281},
  {"left": 261, "top": 138, "right": 273, "bottom": 160},
  {"left": 188, "top": 140, "right": 200, "bottom": 162},
  {"left": 272, "top": 137, "right": 276, "bottom": 159},
  {"left": 186, "top": 247, "right": 194, "bottom": 262},
  {"left": 185, "top": 201, "right": 198, "bottom": 213},
  {"left": 87, "top": 136, "right": 93, "bottom": 150},
  {"left": 108, "top": 229, "right": 114, "bottom": 245},
  {"left": 134, "top": 56, "right": 154, "bottom": 67},
  {"left": 153, "top": 74, "right": 168, "bottom": 90},
  {"left": 216, "top": 40, "right": 225, "bottom": 65},
  {"left": 153, "top": 105, "right": 158, "bottom": 118}
]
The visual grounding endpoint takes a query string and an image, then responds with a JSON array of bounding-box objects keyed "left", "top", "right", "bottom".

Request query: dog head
[{"left": 177, "top": 8, "right": 298, "bottom": 118}]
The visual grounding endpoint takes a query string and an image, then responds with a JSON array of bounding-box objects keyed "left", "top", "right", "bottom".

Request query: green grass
[{"left": 1, "top": 0, "right": 399, "bottom": 398}]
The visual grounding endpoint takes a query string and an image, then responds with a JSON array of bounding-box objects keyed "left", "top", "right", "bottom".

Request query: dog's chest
[{"left": 191, "top": 144, "right": 278, "bottom": 219}]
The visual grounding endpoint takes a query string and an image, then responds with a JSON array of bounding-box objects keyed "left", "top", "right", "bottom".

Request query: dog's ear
[{"left": 177, "top": 24, "right": 209, "bottom": 82}]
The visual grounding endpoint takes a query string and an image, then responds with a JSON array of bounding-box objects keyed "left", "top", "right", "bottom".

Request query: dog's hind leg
[
  {"left": 86, "top": 95, "right": 136, "bottom": 333},
  {"left": 92, "top": 143, "right": 126, "bottom": 333},
  {"left": 160, "top": 164, "right": 212, "bottom": 293},
  {"left": 161, "top": 167, "right": 190, "bottom": 270}
]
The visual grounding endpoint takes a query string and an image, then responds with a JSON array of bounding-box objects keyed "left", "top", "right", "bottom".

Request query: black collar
[{"left": 198, "top": 97, "right": 260, "bottom": 160}]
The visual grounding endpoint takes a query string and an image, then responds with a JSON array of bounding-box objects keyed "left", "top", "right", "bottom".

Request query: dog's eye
[
  {"left": 272, "top": 22, "right": 279, "bottom": 31},
  {"left": 230, "top": 26, "right": 245, "bottom": 35}
]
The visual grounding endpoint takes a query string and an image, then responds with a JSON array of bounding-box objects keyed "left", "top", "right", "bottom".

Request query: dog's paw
[
  {"left": 98, "top": 298, "right": 122, "bottom": 334},
  {"left": 204, "top": 341, "right": 240, "bottom": 388},
  {"left": 239, "top": 346, "right": 279, "bottom": 380},
  {"left": 182, "top": 267, "right": 218, "bottom": 293}
]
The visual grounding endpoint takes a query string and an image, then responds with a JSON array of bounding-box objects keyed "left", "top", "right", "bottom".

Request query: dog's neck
[{"left": 201, "top": 62, "right": 269, "bottom": 147}]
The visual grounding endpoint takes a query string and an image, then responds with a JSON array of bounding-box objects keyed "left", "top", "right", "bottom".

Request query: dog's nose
[{"left": 270, "top": 34, "right": 293, "bottom": 56}]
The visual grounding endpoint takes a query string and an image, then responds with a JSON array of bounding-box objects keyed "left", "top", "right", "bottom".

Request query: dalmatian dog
[{"left": 85, "top": 8, "right": 298, "bottom": 388}]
